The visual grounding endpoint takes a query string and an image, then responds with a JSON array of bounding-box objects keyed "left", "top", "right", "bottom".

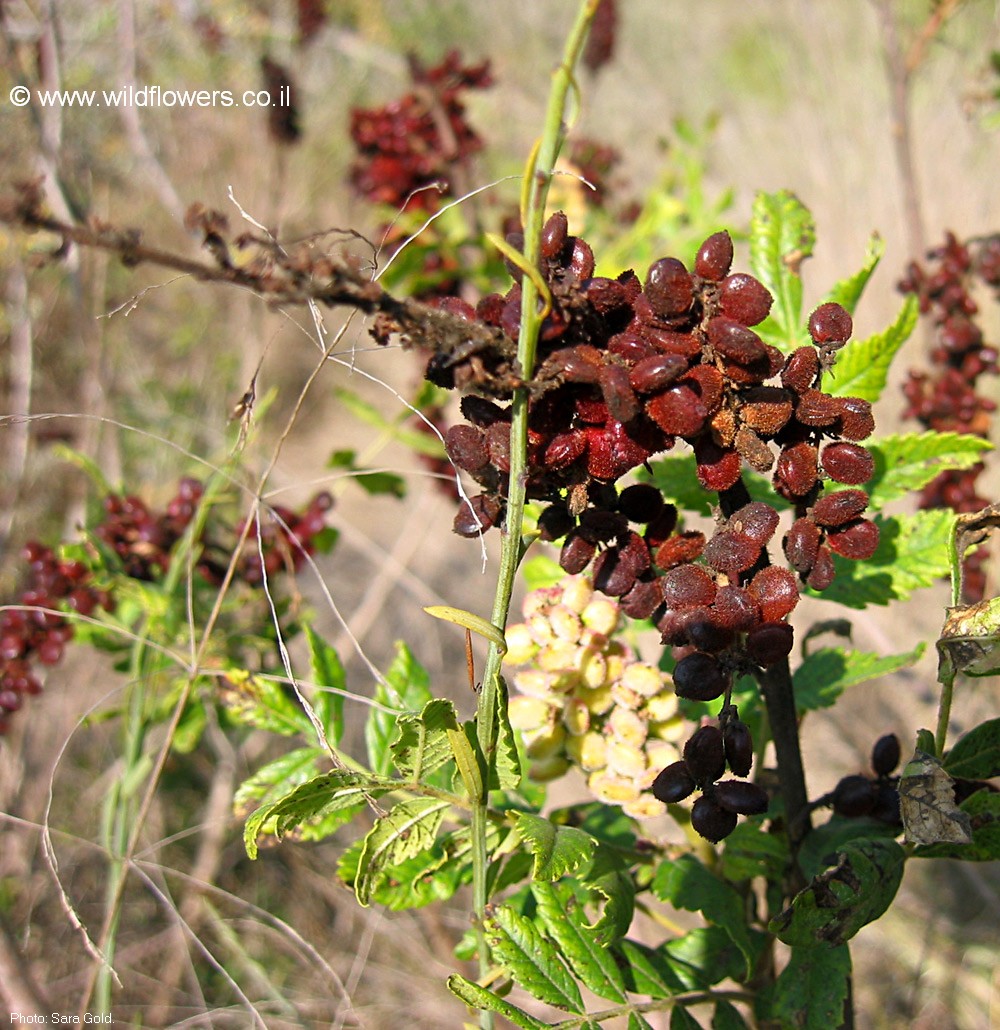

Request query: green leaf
[
  {"left": 244, "top": 769, "right": 384, "bottom": 859},
  {"left": 511, "top": 812, "right": 595, "bottom": 881},
  {"left": 218, "top": 669, "right": 312, "bottom": 737},
  {"left": 821, "top": 233, "right": 884, "bottom": 316},
  {"left": 586, "top": 868, "right": 636, "bottom": 946},
  {"left": 390, "top": 698, "right": 460, "bottom": 781},
  {"left": 366, "top": 642, "right": 433, "bottom": 775},
  {"left": 797, "top": 818, "right": 902, "bottom": 882},
  {"left": 532, "top": 881, "right": 627, "bottom": 1002},
  {"left": 770, "top": 838, "right": 905, "bottom": 947},
  {"left": 644, "top": 453, "right": 714, "bottom": 516},
  {"left": 721, "top": 820, "right": 788, "bottom": 883},
  {"left": 792, "top": 643, "right": 925, "bottom": 712},
  {"left": 712, "top": 999, "right": 750, "bottom": 1030},
  {"left": 652, "top": 854, "right": 757, "bottom": 978},
  {"left": 662, "top": 927, "right": 748, "bottom": 990},
  {"left": 671, "top": 1007, "right": 704, "bottom": 1029},
  {"left": 749, "top": 190, "right": 816, "bottom": 351},
  {"left": 944, "top": 718, "right": 1000, "bottom": 779},
  {"left": 866, "top": 432, "right": 993, "bottom": 510},
  {"left": 521, "top": 553, "right": 566, "bottom": 590},
  {"left": 355, "top": 797, "right": 451, "bottom": 906},
  {"left": 338, "top": 826, "right": 476, "bottom": 910},
  {"left": 756, "top": 945, "right": 851, "bottom": 1030},
  {"left": 493, "top": 676, "right": 523, "bottom": 790},
  {"left": 327, "top": 448, "right": 406, "bottom": 498},
  {"left": 811, "top": 510, "right": 954, "bottom": 608},
  {"left": 485, "top": 903, "right": 585, "bottom": 1013},
  {"left": 233, "top": 746, "right": 324, "bottom": 818},
  {"left": 629, "top": 1014, "right": 657, "bottom": 1030},
  {"left": 447, "top": 974, "right": 549, "bottom": 1029},
  {"left": 823, "top": 294, "right": 918, "bottom": 403},
  {"left": 615, "top": 939, "right": 687, "bottom": 998},
  {"left": 332, "top": 386, "right": 447, "bottom": 459},
  {"left": 913, "top": 789, "right": 1000, "bottom": 861},
  {"left": 304, "top": 624, "right": 346, "bottom": 745}
]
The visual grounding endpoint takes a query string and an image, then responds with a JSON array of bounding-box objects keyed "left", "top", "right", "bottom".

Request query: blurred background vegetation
[{"left": 1, "top": 1, "right": 999, "bottom": 1026}]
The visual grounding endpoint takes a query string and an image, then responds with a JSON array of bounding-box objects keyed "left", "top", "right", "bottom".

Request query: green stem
[
  {"left": 935, "top": 666, "right": 956, "bottom": 757},
  {"left": 469, "top": 3, "right": 599, "bottom": 1024}
]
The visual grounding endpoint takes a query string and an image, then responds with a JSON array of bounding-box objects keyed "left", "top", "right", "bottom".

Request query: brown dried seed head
[
  {"left": 654, "top": 530, "right": 706, "bottom": 569},
  {"left": 680, "top": 364, "right": 725, "bottom": 415},
  {"left": 734, "top": 426, "right": 774, "bottom": 473},
  {"left": 739, "top": 386, "right": 794, "bottom": 436},
  {"left": 711, "top": 407, "right": 737, "bottom": 448}
]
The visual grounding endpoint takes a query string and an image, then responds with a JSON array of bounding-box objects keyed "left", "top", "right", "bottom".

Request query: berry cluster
[
  {"left": 444, "top": 220, "right": 878, "bottom": 682},
  {"left": 899, "top": 231, "right": 1000, "bottom": 600},
  {"left": 582, "top": 0, "right": 619, "bottom": 75},
  {"left": 650, "top": 708, "right": 767, "bottom": 843},
  {"left": 0, "top": 543, "right": 111, "bottom": 733},
  {"left": 504, "top": 576, "right": 684, "bottom": 821},
  {"left": 348, "top": 51, "right": 492, "bottom": 212},
  {"left": 828, "top": 733, "right": 903, "bottom": 824},
  {"left": 0, "top": 480, "right": 333, "bottom": 735}
]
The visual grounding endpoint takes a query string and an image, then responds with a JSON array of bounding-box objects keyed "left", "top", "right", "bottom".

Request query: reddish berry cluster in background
[
  {"left": 439, "top": 214, "right": 880, "bottom": 839},
  {"left": 0, "top": 480, "right": 332, "bottom": 735},
  {"left": 349, "top": 51, "right": 493, "bottom": 213},
  {"left": 899, "top": 231, "right": 1000, "bottom": 600}
]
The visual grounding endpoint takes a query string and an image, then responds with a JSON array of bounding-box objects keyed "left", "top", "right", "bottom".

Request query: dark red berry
[
  {"left": 834, "top": 397, "right": 875, "bottom": 441},
  {"left": 719, "top": 273, "right": 773, "bottom": 327},
  {"left": 617, "top": 483, "right": 664, "bottom": 523},
  {"left": 703, "top": 531, "right": 761, "bottom": 577},
  {"left": 646, "top": 386, "right": 708, "bottom": 439},
  {"left": 821, "top": 442, "right": 875, "bottom": 485},
  {"left": 747, "top": 567, "right": 800, "bottom": 622},
  {"left": 560, "top": 531, "right": 597, "bottom": 574},
  {"left": 806, "top": 544, "right": 836, "bottom": 590},
  {"left": 781, "top": 346, "right": 820, "bottom": 394},
  {"left": 776, "top": 442, "right": 819, "bottom": 498},
  {"left": 693, "top": 438, "right": 742, "bottom": 492},
  {"left": 660, "top": 564, "right": 716, "bottom": 609},
  {"left": 871, "top": 733, "right": 901, "bottom": 777},
  {"left": 694, "top": 231, "right": 734, "bottom": 281},
  {"left": 808, "top": 302, "right": 853, "bottom": 345},
  {"left": 599, "top": 363, "right": 639, "bottom": 423},
  {"left": 707, "top": 317, "right": 767, "bottom": 365},
  {"left": 620, "top": 578, "right": 663, "bottom": 619},
  {"left": 593, "top": 531, "right": 650, "bottom": 597},
  {"left": 651, "top": 761, "right": 697, "bottom": 804},
  {"left": 833, "top": 775, "right": 876, "bottom": 817},
  {"left": 628, "top": 354, "right": 688, "bottom": 394},
  {"left": 712, "top": 779, "right": 770, "bottom": 815},
  {"left": 544, "top": 431, "right": 587, "bottom": 470},
  {"left": 713, "top": 585, "right": 761, "bottom": 632},
  {"left": 723, "top": 720, "right": 754, "bottom": 777},
  {"left": 728, "top": 502, "right": 779, "bottom": 547},
  {"left": 784, "top": 517, "right": 822, "bottom": 573},
  {"left": 673, "top": 652, "right": 730, "bottom": 702},
  {"left": 541, "top": 211, "right": 569, "bottom": 259},
  {"left": 746, "top": 622, "right": 794, "bottom": 666},
  {"left": 826, "top": 518, "right": 879, "bottom": 559},
  {"left": 684, "top": 725, "right": 727, "bottom": 784},
  {"left": 654, "top": 531, "right": 706, "bottom": 569},
  {"left": 645, "top": 257, "right": 694, "bottom": 318},
  {"left": 445, "top": 425, "right": 490, "bottom": 471},
  {"left": 811, "top": 489, "right": 869, "bottom": 528},
  {"left": 691, "top": 795, "right": 738, "bottom": 842},
  {"left": 796, "top": 389, "right": 841, "bottom": 427}
]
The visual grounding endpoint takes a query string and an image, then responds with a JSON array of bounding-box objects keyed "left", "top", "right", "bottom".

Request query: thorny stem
[{"left": 470, "top": 3, "right": 599, "bottom": 1025}]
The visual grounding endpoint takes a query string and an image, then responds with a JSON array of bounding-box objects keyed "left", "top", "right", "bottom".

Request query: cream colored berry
[
  {"left": 623, "top": 795, "right": 667, "bottom": 820},
  {"left": 513, "top": 669, "right": 560, "bottom": 699},
  {"left": 566, "top": 730, "right": 607, "bottom": 771},
  {"left": 610, "top": 681, "right": 644, "bottom": 711},
  {"left": 503, "top": 623, "right": 538, "bottom": 665},
  {"left": 577, "top": 681, "right": 614, "bottom": 715},
  {"left": 577, "top": 646, "right": 608, "bottom": 689},
  {"left": 537, "top": 639, "right": 580, "bottom": 673},
  {"left": 508, "top": 695, "right": 560, "bottom": 731},
  {"left": 562, "top": 696, "right": 591, "bottom": 736},
  {"left": 621, "top": 662, "right": 666, "bottom": 697},
  {"left": 645, "top": 738, "right": 681, "bottom": 771},
  {"left": 526, "top": 612, "right": 556, "bottom": 646},
  {"left": 608, "top": 706, "right": 648, "bottom": 748},
  {"left": 548, "top": 604, "right": 583, "bottom": 643},
  {"left": 588, "top": 769, "right": 641, "bottom": 804},
  {"left": 605, "top": 739, "right": 647, "bottom": 779},
  {"left": 645, "top": 692, "right": 679, "bottom": 723},
  {"left": 559, "top": 575, "right": 594, "bottom": 613},
  {"left": 581, "top": 597, "right": 620, "bottom": 636},
  {"left": 649, "top": 714, "right": 687, "bottom": 743},
  {"left": 522, "top": 586, "right": 560, "bottom": 619}
]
